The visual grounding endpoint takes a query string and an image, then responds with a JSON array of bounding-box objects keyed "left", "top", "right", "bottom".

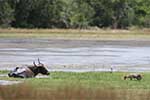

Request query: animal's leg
[{"left": 130, "top": 77, "right": 132, "bottom": 80}]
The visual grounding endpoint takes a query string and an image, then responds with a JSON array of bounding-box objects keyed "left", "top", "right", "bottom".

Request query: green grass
[
  {"left": 0, "top": 70, "right": 9, "bottom": 74},
  {"left": 26, "top": 72, "right": 150, "bottom": 89},
  {"left": 1, "top": 71, "right": 150, "bottom": 100},
  {"left": 1, "top": 71, "right": 150, "bottom": 89}
]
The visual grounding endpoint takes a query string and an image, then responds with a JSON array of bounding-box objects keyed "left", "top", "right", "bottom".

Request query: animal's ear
[{"left": 33, "top": 61, "right": 37, "bottom": 67}]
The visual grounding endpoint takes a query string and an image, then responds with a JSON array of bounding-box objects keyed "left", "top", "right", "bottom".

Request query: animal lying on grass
[
  {"left": 124, "top": 74, "right": 142, "bottom": 80},
  {"left": 8, "top": 59, "right": 49, "bottom": 78}
]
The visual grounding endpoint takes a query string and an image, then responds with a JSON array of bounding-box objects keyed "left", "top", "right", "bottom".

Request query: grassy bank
[
  {"left": 0, "top": 71, "right": 150, "bottom": 89},
  {"left": 0, "top": 28, "right": 150, "bottom": 40},
  {"left": 27, "top": 72, "right": 150, "bottom": 89},
  {"left": 0, "top": 71, "right": 150, "bottom": 100}
]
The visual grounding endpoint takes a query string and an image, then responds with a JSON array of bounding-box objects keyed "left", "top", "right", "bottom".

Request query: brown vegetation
[
  {"left": 0, "top": 28, "right": 150, "bottom": 34},
  {"left": 0, "top": 84, "right": 116, "bottom": 100},
  {"left": 0, "top": 83, "right": 150, "bottom": 100}
]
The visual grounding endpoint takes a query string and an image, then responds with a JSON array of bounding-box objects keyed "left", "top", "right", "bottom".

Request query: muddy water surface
[{"left": 0, "top": 38, "right": 150, "bottom": 72}]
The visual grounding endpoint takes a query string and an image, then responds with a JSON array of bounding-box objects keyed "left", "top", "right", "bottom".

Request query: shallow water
[
  {"left": 0, "top": 38, "right": 150, "bottom": 72},
  {"left": 0, "top": 74, "right": 48, "bottom": 85},
  {"left": 0, "top": 80, "right": 21, "bottom": 85},
  {"left": 0, "top": 46, "right": 150, "bottom": 66}
]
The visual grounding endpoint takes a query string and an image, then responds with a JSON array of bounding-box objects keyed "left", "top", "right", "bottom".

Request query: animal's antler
[
  {"left": 38, "top": 58, "right": 41, "bottom": 64},
  {"left": 33, "top": 61, "right": 37, "bottom": 67}
]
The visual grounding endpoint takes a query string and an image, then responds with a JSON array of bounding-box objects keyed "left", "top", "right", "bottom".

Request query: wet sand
[{"left": 0, "top": 38, "right": 150, "bottom": 72}]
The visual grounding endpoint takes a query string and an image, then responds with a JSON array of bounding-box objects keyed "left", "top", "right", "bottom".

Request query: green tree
[
  {"left": 87, "top": 0, "right": 112, "bottom": 27},
  {"left": 11, "top": 0, "right": 34, "bottom": 28},
  {"left": 28, "top": 0, "right": 66, "bottom": 28},
  {"left": 0, "top": 0, "right": 149, "bottom": 29},
  {"left": 134, "top": 0, "right": 150, "bottom": 27},
  {"left": 0, "top": 0, "right": 14, "bottom": 28},
  {"left": 69, "top": 0, "right": 95, "bottom": 28},
  {"left": 111, "top": 0, "right": 135, "bottom": 29}
]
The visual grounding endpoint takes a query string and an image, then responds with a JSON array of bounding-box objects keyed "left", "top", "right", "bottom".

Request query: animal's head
[
  {"left": 33, "top": 58, "right": 49, "bottom": 75},
  {"left": 36, "top": 66, "right": 49, "bottom": 75}
]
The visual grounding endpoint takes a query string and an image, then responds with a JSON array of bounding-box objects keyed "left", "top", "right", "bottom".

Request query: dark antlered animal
[
  {"left": 8, "top": 59, "right": 49, "bottom": 78},
  {"left": 124, "top": 74, "right": 142, "bottom": 80}
]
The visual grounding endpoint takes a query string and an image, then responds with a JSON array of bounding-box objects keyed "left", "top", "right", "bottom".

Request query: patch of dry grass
[
  {"left": 0, "top": 28, "right": 150, "bottom": 33},
  {"left": 0, "top": 83, "right": 150, "bottom": 100},
  {"left": 0, "top": 28, "right": 150, "bottom": 40},
  {"left": 0, "top": 83, "right": 117, "bottom": 100}
]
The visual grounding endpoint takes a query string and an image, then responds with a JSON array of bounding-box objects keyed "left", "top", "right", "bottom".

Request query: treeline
[{"left": 0, "top": 0, "right": 150, "bottom": 29}]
